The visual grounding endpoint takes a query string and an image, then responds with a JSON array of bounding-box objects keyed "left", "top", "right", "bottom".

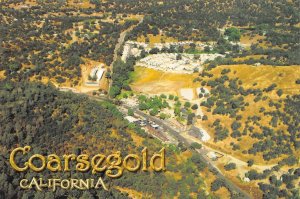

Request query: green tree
[
  {"left": 159, "top": 113, "right": 168, "bottom": 120},
  {"left": 247, "top": 159, "right": 254, "bottom": 167},
  {"left": 191, "top": 142, "right": 202, "bottom": 149},
  {"left": 224, "top": 27, "right": 241, "bottom": 42},
  {"left": 276, "top": 89, "right": 283, "bottom": 97},
  {"left": 224, "top": 163, "right": 236, "bottom": 170},
  {"left": 184, "top": 102, "right": 191, "bottom": 108},
  {"left": 128, "top": 109, "right": 134, "bottom": 116}
]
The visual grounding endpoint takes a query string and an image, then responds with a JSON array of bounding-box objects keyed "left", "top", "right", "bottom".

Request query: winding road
[{"left": 108, "top": 17, "right": 144, "bottom": 93}]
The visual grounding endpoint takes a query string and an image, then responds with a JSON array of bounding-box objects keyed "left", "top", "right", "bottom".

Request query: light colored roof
[
  {"left": 124, "top": 116, "right": 139, "bottom": 123},
  {"left": 96, "top": 69, "right": 105, "bottom": 81},
  {"left": 207, "top": 152, "right": 217, "bottom": 159},
  {"left": 199, "top": 128, "right": 211, "bottom": 142},
  {"left": 151, "top": 124, "right": 160, "bottom": 128}
]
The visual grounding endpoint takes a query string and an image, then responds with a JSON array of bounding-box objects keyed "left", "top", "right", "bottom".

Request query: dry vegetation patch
[{"left": 130, "top": 66, "right": 199, "bottom": 95}]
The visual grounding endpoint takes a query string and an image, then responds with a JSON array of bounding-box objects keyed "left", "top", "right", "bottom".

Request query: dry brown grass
[
  {"left": 216, "top": 159, "right": 263, "bottom": 198},
  {"left": 0, "top": 71, "right": 6, "bottom": 80},
  {"left": 137, "top": 34, "right": 178, "bottom": 44},
  {"left": 214, "top": 187, "right": 231, "bottom": 199},
  {"left": 165, "top": 171, "right": 182, "bottom": 181},
  {"left": 233, "top": 55, "right": 267, "bottom": 62},
  {"left": 213, "top": 65, "right": 300, "bottom": 95},
  {"left": 129, "top": 131, "right": 145, "bottom": 147},
  {"left": 130, "top": 66, "right": 199, "bottom": 95},
  {"left": 114, "top": 186, "right": 145, "bottom": 199},
  {"left": 240, "top": 34, "right": 267, "bottom": 48},
  {"left": 240, "top": 34, "right": 265, "bottom": 45}
]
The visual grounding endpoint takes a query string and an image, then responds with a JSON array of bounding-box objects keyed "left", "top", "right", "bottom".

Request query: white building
[
  {"left": 137, "top": 53, "right": 223, "bottom": 74},
  {"left": 199, "top": 128, "right": 211, "bottom": 142},
  {"left": 207, "top": 152, "right": 217, "bottom": 160},
  {"left": 89, "top": 64, "right": 105, "bottom": 83},
  {"left": 90, "top": 67, "right": 98, "bottom": 77},
  {"left": 125, "top": 116, "right": 139, "bottom": 123},
  {"left": 96, "top": 69, "right": 105, "bottom": 82}
]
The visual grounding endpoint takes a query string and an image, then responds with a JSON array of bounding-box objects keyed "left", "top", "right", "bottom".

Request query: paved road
[
  {"left": 108, "top": 17, "right": 144, "bottom": 93},
  {"left": 56, "top": 18, "right": 252, "bottom": 197},
  {"left": 120, "top": 104, "right": 251, "bottom": 199},
  {"left": 60, "top": 20, "right": 251, "bottom": 199},
  {"left": 83, "top": 95, "right": 251, "bottom": 199}
]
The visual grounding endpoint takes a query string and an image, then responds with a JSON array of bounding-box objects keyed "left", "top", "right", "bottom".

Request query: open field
[
  {"left": 130, "top": 66, "right": 199, "bottom": 95},
  {"left": 208, "top": 64, "right": 300, "bottom": 95},
  {"left": 15, "top": 0, "right": 96, "bottom": 9},
  {"left": 137, "top": 34, "right": 178, "bottom": 44},
  {"left": 233, "top": 55, "right": 267, "bottom": 62},
  {"left": 240, "top": 34, "right": 266, "bottom": 48}
]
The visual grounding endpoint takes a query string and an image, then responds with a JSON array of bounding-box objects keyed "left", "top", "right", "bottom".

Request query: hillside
[{"left": 0, "top": 80, "right": 220, "bottom": 199}]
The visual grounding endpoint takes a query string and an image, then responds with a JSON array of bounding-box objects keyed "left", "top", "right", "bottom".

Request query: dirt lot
[{"left": 130, "top": 66, "right": 199, "bottom": 95}]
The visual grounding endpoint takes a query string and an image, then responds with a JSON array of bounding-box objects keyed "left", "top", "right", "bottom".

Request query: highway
[
  {"left": 59, "top": 87, "right": 252, "bottom": 199},
  {"left": 120, "top": 103, "right": 251, "bottom": 199},
  {"left": 85, "top": 94, "right": 252, "bottom": 199},
  {"left": 59, "top": 21, "right": 252, "bottom": 196}
]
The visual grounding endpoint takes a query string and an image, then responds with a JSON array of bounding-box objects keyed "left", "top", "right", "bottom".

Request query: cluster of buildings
[
  {"left": 137, "top": 53, "right": 202, "bottom": 74},
  {"left": 137, "top": 53, "right": 223, "bottom": 74},
  {"left": 124, "top": 115, "right": 169, "bottom": 142},
  {"left": 121, "top": 40, "right": 212, "bottom": 62},
  {"left": 121, "top": 40, "right": 224, "bottom": 74}
]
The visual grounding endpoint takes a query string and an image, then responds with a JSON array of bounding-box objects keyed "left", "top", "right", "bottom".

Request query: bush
[
  {"left": 150, "top": 108, "right": 159, "bottom": 116},
  {"left": 159, "top": 113, "right": 168, "bottom": 120},
  {"left": 211, "top": 178, "right": 225, "bottom": 191},
  {"left": 190, "top": 142, "right": 202, "bottom": 149},
  {"left": 202, "top": 115, "right": 208, "bottom": 120},
  {"left": 128, "top": 109, "right": 134, "bottom": 116},
  {"left": 191, "top": 104, "right": 198, "bottom": 110},
  {"left": 224, "top": 163, "right": 236, "bottom": 170},
  {"left": 276, "top": 89, "right": 283, "bottom": 97},
  {"left": 224, "top": 27, "right": 241, "bottom": 42},
  {"left": 184, "top": 102, "right": 191, "bottom": 108},
  {"left": 169, "top": 95, "right": 174, "bottom": 100},
  {"left": 247, "top": 159, "right": 254, "bottom": 167}
]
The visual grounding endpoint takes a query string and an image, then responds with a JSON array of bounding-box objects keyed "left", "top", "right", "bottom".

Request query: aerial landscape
[{"left": 0, "top": 0, "right": 299, "bottom": 198}]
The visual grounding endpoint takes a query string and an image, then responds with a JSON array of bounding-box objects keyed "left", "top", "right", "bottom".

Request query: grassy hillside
[
  {"left": 199, "top": 64, "right": 300, "bottom": 163},
  {"left": 196, "top": 64, "right": 299, "bottom": 198}
]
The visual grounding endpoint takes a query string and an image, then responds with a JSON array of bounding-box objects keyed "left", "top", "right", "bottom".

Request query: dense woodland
[
  {"left": 0, "top": 1, "right": 137, "bottom": 85},
  {"left": 0, "top": 80, "right": 221, "bottom": 199},
  {"left": 1, "top": 0, "right": 299, "bottom": 86},
  {"left": 109, "top": 57, "right": 135, "bottom": 98}
]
